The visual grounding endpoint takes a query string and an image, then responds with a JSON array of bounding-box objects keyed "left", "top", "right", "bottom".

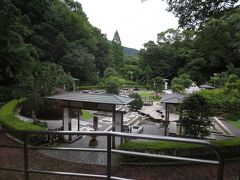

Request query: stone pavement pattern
[{"left": 40, "top": 117, "right": 170, "bottom": 165}]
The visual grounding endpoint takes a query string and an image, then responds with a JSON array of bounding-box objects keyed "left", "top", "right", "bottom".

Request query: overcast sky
[{"left": 77, "top": 0, "right": 179, "bottom": 50}]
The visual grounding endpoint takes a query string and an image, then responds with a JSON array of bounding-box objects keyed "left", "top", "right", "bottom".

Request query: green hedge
[
  {"left": 0, "top": 99, "right": 46, "bottom": 130},
  {"left": 199, "top": 89, "right": 240, "bottom": 118},
  {"left": 119, "top": 138, "right": 240, "bottom": 164},
  {"left": 229, "top": 119, "right": 240, "bottom": 129}
]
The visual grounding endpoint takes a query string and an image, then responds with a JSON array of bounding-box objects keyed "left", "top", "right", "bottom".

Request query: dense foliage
[
  {"left": 0, "top": 99, "right": 45, "bottom": 130},
  {"left": 199, "top": 74, "right": 240, "bottom": 118},
  {"left": 180, "top": 94, "right": 213, "bottom": 138},
  {"left": 165, "top": 0, "right": 239, "bottom": 28},
  {"left": 123, "top": 47, "right": 139, "bottom": 56},
  {"left": 105, "top": 76, "right": 121, "bottom": 95},
  {"left": 119, "top": 138, "right": 240, "bottom": 163},
  {"left": 171, "top": 74, "right": 193, "bottom": 93},
  {"left": 129, "top": 93, "right": 143, "bottom": 111},
  {"left": 1, "top": 0, "right": 240, "bottom": 125},
  {"left": 0, "top": 0, "right": 112, "bottom": 101},
  {"left": 138, "top": 6, "right": 240, "bottom": 85},
  {"left": 149, "top": 77, "right": 164, "bottom": 96},
  {"left": 111, "top": 30, "right": 124, "bottom": 69}
]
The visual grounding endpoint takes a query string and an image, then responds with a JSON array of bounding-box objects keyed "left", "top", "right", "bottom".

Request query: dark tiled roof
[
  {"left": 46, "top": 92, "right": 133, "bottom": 105},
  {"left": 160, "top": 93, "right": 185, "bottom": 104}
]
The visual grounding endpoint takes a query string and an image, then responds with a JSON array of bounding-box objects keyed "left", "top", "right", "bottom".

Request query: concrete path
[
  {"left": 140, "top": 102, "right": 179, "bottom": 134},
  {"left": 16, "top": 109, "right": 179, "bottom": 165},
  {"left": 40, "top": 135, "right": 109, "bottom": 165},
  {"left": 140, "top": 102, "right": 163, "bottom": 119},
  {"left": 220, "top": 118, "right": 240, "bottom": 137},
  {"left": 39, "top": 112, "right": 140, "bottom": 165},
  {"left": 140, "top": 120, "right": 165, "bottom": 136},
  {"left": 39, "top": 118, "right": 168, "bottom": 165}
]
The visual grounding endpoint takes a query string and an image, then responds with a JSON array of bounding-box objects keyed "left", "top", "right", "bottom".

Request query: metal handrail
[{"left": 0, "top": 130, "right": 224, "bottom": 180}]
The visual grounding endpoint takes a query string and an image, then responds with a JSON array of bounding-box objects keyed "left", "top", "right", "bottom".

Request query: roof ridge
[
  {"left": 162, "top": 96, "right": 177, "bottom": 101},
  {"left": 113, "top": 94, "right": 125, "bottom": 103}
]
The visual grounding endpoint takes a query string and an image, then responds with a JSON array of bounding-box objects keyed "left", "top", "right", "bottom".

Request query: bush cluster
[
  {"left": 199, "top": 87, "right": 240, "bottom": 119},
  {"left": 119, "top": 138, "right": 240, "bottom": 164},
  {"left": 0, "top": 99, "right": 46, "bottom": 130}
]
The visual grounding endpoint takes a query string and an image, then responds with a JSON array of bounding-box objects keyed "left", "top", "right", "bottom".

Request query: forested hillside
[
  {"left": 123, "top": 47, "right": 139, "bottom": 56},
  {"left": 138, "top": 4, "right": 240, "bottom": 84},
  {"left": 1, "top": 0, "right": 240, "bottom": 102},
  {"left": 0, "top": 0, "right": 113, "bottom": 100}
]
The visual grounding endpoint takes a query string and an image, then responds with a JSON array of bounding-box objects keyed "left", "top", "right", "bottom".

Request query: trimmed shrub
[
  {"left": 0, "top": 99, "right": 45, "bottom": 130},
  {"left": 199, "top": 89, "right": 240, "bottom": 118},
  {"left": 119, "top": 138, "right": 240, "bottom": 164}
]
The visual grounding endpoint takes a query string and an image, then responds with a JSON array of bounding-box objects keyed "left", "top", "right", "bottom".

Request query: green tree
[
  {"left": 105, "top": 76, "right": 121, "bottom": 95},
  {"left": 149, "top": 77, "right": 164, "bottom": 97},
  {"left": 209, "top": 72, "right": 228, "bottom": 88},
  {"left": 129, "top": 93, "right": 143, "bottom": 111},
  {"left": 120, "top": 56, "right": 140, "bottom": 82},
  {"left": 224, "top": 74, "right": 240, "bottom": 96},
  {"left": 92, "top": 28, "right": 112, "bottom": 77},
  {"left": 17, "top": 61, "right": 73, "bottom": 122},
  {"left": 60, "top": 45, "right": 97, "bottom": 83},
  {"left": 0, "top": 0, "right": 37, "bottom": 100},
  {"left": 180, "top": 94, "right": 213, "bottom": 138},
  {"left": 13, "top": 0, "right": 111, "bottom": 83},
  {"left": 157, "top": 28, "right": 182, "bottom": 45},
  {"left": 137, "top": 6, "right": 240, "bottom": 85},
  {"left": 227, "top": 64, "right": 240, "bottom": 77},
  {"left": 165, "top": 0, "right": 239, "bottom": 28},
  {"left": 139, "top": 39, "right": 179, "bottom": 81},
  {"left": 171, "top": 74, "right": 193, "bottom": 93},
  {"left": 194, "top": 8, "right": 240, "bottom": 76},
  {"left": 0, "top": 0, "right": 114, "bottom": 102},
  {"left": 200, "top": 76, "right": 240, "bottom": 118},
  {"left": 103, "top": 67, "right": 118, "bottom": 78},
  {"left": 111, "top": 30, "right": 124, "bottom": 68}
]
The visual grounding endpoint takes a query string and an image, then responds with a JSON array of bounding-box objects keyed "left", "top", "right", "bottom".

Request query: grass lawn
[
  {"left": 0, "top": 99, "right": 45, "bottom": 130},
  {"left": 137, "top": 90, "right": 160, "bottom": 101},
  {"left": 137, "top": 90, "right": 152, "bottom": 98},
  {"left": 81, "top": 110, "right": 93, "bottom": 120},
  {"left": 229, "top": 119, "right": 240, "bottom": 129}
]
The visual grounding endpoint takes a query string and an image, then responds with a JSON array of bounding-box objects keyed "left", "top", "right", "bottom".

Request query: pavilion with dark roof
[
  {"left": 160, "top": 93, "right": 185, "bottom": 105},
  {"left": 47, "top": 92, "right": 133, "bottom": 145},
  {"left": 160, "top": 93, "right": 186, "bottom": 135}
]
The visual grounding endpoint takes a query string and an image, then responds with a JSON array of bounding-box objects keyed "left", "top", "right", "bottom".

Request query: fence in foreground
[{"left": 0, "top": 130, "right": 224, "bottom": 180}]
